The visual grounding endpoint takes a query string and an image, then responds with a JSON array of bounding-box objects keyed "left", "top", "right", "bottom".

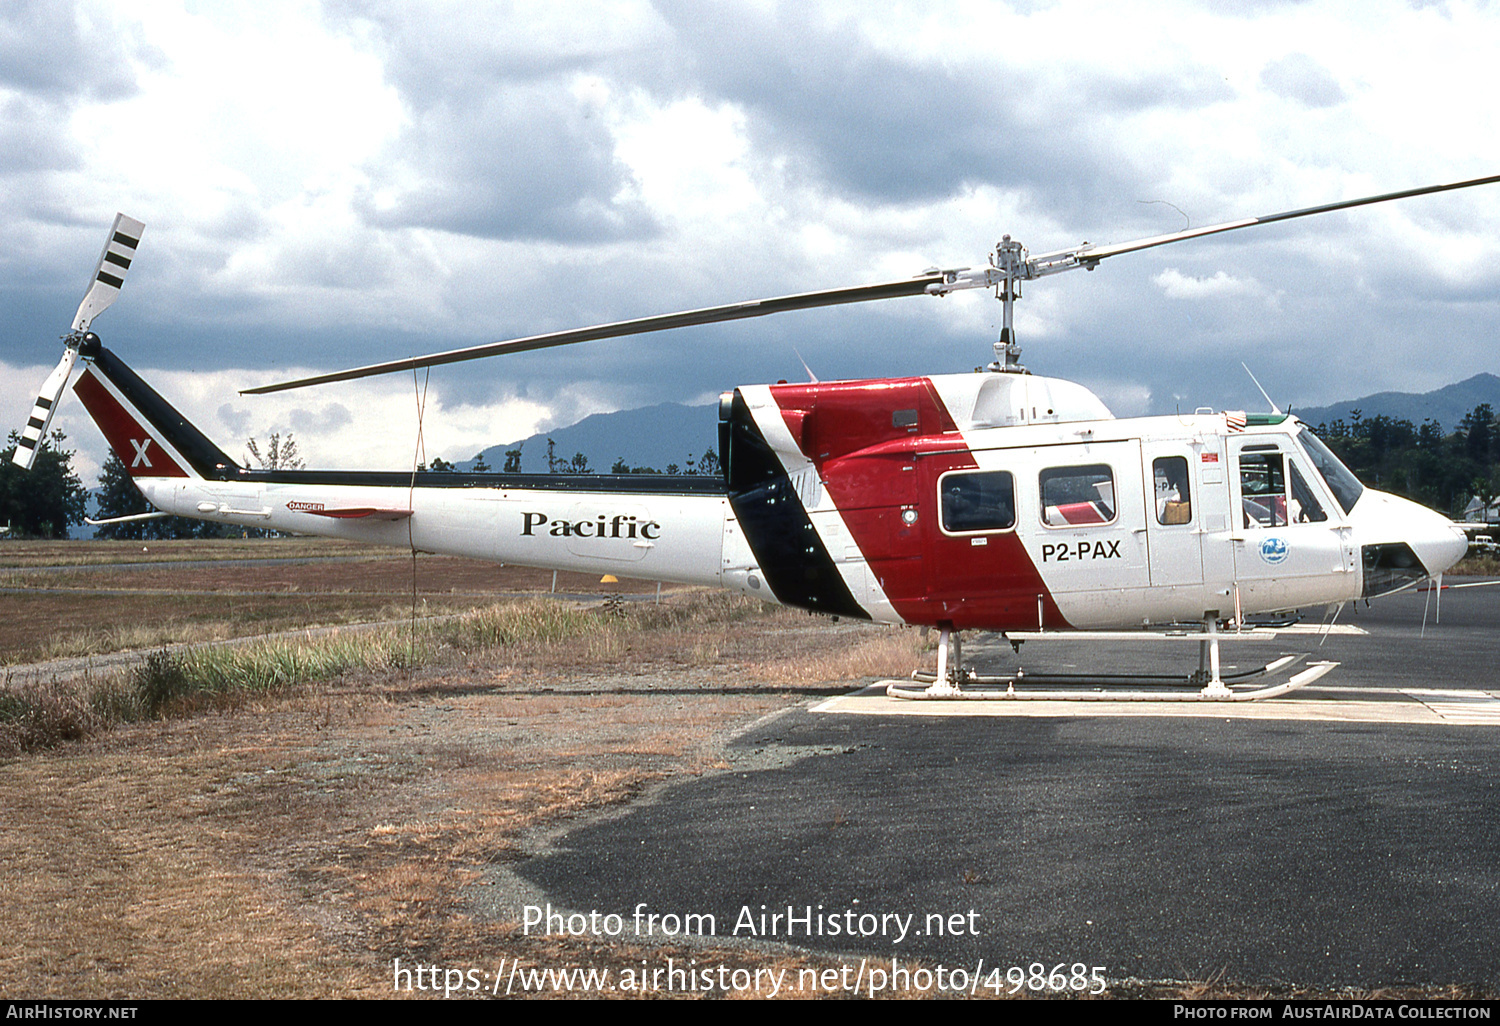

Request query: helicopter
[{"left": 15, "top": 176, "right": 1495, "bottom": 700}]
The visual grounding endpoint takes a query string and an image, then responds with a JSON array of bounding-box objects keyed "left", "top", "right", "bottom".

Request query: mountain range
[
  {"left": 460, "top": 402, "right": 718, "bottom": 474},
  {"left": 1289, "top": 373, "right": 1500, "bottom": 433}
]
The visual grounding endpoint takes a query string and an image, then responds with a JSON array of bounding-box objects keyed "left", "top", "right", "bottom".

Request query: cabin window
[
  {"left": 1153, "top": 456, "right": 1192, "bottom": 525},
  {"left": 1040, "top": 464, "right": 1116, "bottom": 527},
  {"left": 940, "top": 470, "right": 1016, "bottom": 533},
  {"left": 892, "top": 409, "right": 919, "bottom": 429},
  {"left": 1239, "top": 451, "right": 1287, "bottom": 528}
]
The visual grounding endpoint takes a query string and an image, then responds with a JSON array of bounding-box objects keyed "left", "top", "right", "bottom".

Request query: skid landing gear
[{"left": 891, "top": 620, "right": 1338, "bottom": 702}]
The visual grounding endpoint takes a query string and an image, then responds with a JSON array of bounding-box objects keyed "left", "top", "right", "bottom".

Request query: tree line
[
  {"left": 426, "top": 440, "right": 722, "bottom": 478},
  {"left": 1310, "top": 403, "right": 1498, "bottom": 517}
]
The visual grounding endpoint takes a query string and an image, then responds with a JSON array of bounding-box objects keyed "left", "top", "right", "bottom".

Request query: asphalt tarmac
[{"left": 511, "top": 582, "right": 1500, "bottom": 991}]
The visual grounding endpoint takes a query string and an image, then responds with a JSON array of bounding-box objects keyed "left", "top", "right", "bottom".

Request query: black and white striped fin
[
  {"left": 12, "top": 213, "right": 144, "bottom": 470},
  {"left": 71, "top": 213, "right": 145, "bottom": 333},
  {"left": 11, "top": 348, "right": 79, "bottom": 469}
]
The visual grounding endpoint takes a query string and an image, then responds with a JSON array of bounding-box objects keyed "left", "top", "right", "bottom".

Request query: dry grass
[
  {"left": 0, "top": 545, "right": 682, "bottom": 666},
  {"left": 0, "top": 536, "right": 394, "bottom": 568},
  {"left": 0, "top": 592, "right": 903, "bottom": 756},
  {"left": 5, "top": 595, "right": 487, "bottom": 666},
  {"left": 1452, "top": 554, "right": 1500, "bottom": 576}
]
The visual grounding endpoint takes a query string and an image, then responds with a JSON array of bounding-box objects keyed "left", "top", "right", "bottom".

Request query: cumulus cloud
[
  {"left": 647, "top": 1, "right": 1231, "bottom": 208},
  {"left": 1153, "top": 268, "right": 1269, "bottom": 302},
  {"left": 1260, "top": 53, "right": 1346, "bottom": 108},
  {"left": 0, "top": 1, "right": 147, "bottom": 101},
  {"left": 336, "top": 3, "right": 658, "bottom": 243}
]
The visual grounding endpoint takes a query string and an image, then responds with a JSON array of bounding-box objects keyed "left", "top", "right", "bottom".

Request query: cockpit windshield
[{"left": 1296, "top": 427, "right": 1364, "bottom": 515}]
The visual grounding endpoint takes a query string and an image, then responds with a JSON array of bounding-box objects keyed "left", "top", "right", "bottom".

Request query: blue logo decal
[{"left": 1259, "top": 536, "right": 1289, "bottom": 565}]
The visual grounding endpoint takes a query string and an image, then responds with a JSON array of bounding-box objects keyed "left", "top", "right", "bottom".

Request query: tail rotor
[{"left": 11, "top": 213, "right": 144, "bottom": 470}]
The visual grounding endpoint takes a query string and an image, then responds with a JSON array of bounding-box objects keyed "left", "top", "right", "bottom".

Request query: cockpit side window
[
  {"left": 1297, "top": 428, "right": 1364, "bottom": 514},
  {"left": 1287, "top": 460, "right": 1328, "bottom": 523}
]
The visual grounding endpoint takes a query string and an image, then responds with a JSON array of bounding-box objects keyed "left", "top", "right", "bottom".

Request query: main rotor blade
[
  {"left": 1035, "top": 172, "right": 1500, "bottom": 267},
  {"left": 241, "top": 274, "right": 944, "bottom": 394},
  {"left": 73, "top": 213, "right": 145, "bottom": 333}
]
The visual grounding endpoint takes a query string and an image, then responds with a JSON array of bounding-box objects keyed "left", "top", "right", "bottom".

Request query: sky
[{"left": 2, "top": 0, "right": 1498, "bottom": 481}]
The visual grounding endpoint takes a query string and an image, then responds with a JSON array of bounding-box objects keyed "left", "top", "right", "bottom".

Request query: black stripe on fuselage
[{"left": 724, "top": 390, "right": 867, "bottom": 619}]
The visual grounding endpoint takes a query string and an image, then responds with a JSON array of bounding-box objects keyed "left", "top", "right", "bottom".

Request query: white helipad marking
[
  {"left": 1266, "top": 623, "right": 1367, "bottom": 636},
  {"left": 1401, "top": 689, "right": 1500, "bottom": 724},
  {"left": 812, "top": 683, "right": 1500, "bottom": 725},
  {"left": 1003, "top": 624, "right": 1366, "bottom": 642}
]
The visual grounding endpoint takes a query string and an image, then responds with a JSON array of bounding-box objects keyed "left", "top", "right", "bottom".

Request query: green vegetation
[
  {"left": 0, "top": 592, "right": 777, "bottom": 755},
  {"left": 0, "top": 431, "right": 87, "bottom": 539},
  {"left": 1310, "top": 403, "right": 1498, "bottom": 517}
]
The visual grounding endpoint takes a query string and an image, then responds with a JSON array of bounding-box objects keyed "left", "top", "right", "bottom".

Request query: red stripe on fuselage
[
  {"left": 74, "top": 368, "right": 190, "bottom": 478},
  {"left": 767, "top": 378, "right": 1069, "bottom": 631}
]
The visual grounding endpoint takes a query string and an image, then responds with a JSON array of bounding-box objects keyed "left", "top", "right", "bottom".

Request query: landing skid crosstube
[{"left": 890, "top": 623, "right": 1338, "bottom": 702}]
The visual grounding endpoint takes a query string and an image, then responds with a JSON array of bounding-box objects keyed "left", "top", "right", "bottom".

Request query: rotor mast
[
  {"left": 925, "top": 232, "right": 1100, "bottom": 374},
  {"left": 994, "top": 235, "right": 1025, "bottom": 373}
]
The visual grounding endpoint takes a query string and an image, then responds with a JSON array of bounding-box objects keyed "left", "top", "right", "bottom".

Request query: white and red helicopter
[{"left": 15, "top": 177, "right": 1495, "bottom": 700}]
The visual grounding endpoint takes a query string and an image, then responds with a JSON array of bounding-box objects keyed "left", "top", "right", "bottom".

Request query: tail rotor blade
[
  {"left": 72, "top": 213, "right": 145, "bottom": 333},
  {"left": 12, "top": 213, "right": 143, "bottom": 470},
  {"left": 11, "top": 349, "right": 79, "bottom": 470}
]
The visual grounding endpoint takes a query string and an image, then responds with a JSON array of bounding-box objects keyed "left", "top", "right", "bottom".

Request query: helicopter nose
[
  {"left": 1426, "top": 519, "right": 1471, "bottom": 576},
  {"left": 1354, "top": 490, "right": 1468, "bottom": 597}
]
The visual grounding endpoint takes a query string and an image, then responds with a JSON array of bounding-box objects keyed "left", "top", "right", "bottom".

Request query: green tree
[
  {"left": 472, "top": 451, "right": 491, "bottom": 473},
  {"left": 0, "top": 431, "right": 88, "bottom": 538},
  {"left": 610, "top": 456, "right": 661, "bottom": 474},
  {"left": 697, "top": 447, "right": 722, "bottom": 478},
  {"left": 503, "top": 445, "right": 522, "bottom": 473},
  {"left": 245, "top": 433, "right": 304, "bottom": 470}
]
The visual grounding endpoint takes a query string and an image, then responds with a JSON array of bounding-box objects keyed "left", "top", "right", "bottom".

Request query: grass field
[{"left": 0, "top": 537, "right": 682, "bottom": 666}]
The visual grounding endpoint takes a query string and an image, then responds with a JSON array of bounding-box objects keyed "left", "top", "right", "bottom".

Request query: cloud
[
  {"left": 216, "top": 403, "right": 252, "bottom": 437},
  {"left": 3, "top": 0, "right": 1500, "bottom": 468},
  {"left": 1260, "top": 53, "right": 1346, "bottom": 108},
  {"left": 1153, "top": 267, "right": 1271, "bottom": 302},
  {"left": 358, "top": 85, "right": 657, "bottom": 242},
  {"left": 288, "top": 403, "right": 354, "bottom": 436},
  {"left": 0, "top": 1, "right": 147, "bottom": 101},
  {"left": 333, "top": 3, "right": 658, "bottom": 243},
  {"left": 647, "top": 1, "right": 1232, "bottom": 208}
]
